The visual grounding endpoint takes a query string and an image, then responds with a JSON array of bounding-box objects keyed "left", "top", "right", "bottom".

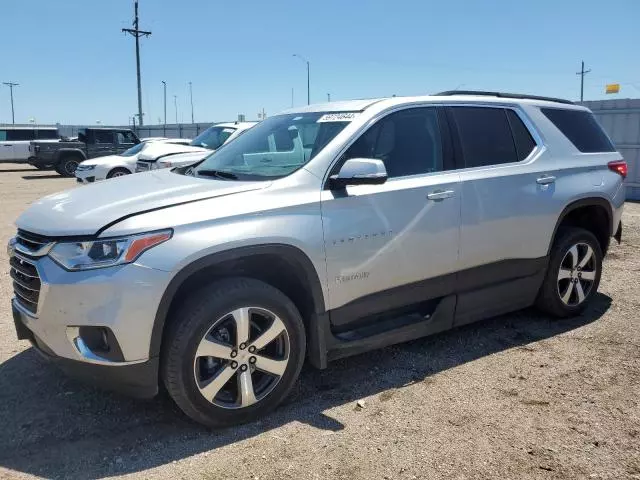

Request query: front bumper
[
  {"left": 75, "top": 167, "right": 105, "bottom": 183},
  {"left": 10, "top": 254, "right": 171, "bottom": 391},
  {"left": 13, "top": 301, "right": 158, "bottom": 398}
]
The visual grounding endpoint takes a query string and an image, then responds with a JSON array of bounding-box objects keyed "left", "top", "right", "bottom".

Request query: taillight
[{"left": 608, "top": 160, "right": 627, "bottom": 179}]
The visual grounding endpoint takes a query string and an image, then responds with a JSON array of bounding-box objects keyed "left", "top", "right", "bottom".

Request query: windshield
[
  {"left": 120, "top": 142, "right": 146, "bottom": 157},
  {"left": 190, "top": 126, "right": 236, "bottom": 150},
  {"left": 188, "top": 112, "right": 352, "bottom": 180}
]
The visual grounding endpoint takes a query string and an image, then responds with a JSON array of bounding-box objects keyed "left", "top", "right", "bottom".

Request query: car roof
[
  {"left": 213, "top": 122, "right": 257, "bottom": 129},
  {"left": 277, "top": 93, "right": 587, "bottom": 115},
  {"left": 0, "top": 126, "right": 58, "bottom": 130}
]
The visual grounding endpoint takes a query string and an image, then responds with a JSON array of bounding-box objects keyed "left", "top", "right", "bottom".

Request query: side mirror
[{"left": 329, "top": 158, "right": 388, "bottom": 189}]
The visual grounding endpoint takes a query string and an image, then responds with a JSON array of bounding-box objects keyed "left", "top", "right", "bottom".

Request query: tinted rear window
[
  {"left": 541, "top": 108, "right": 615, "bottom": 153},
  {"left": 450, "top": 107, "right": 518, "bottom": 167}
]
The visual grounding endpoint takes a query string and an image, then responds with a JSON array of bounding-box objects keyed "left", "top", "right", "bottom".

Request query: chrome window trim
[{"left": 322, "top": 101, "right": 546, "bottom": 186}]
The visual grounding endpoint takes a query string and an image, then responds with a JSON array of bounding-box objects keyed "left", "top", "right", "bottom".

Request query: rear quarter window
[{"left": 541, "top": 108, "right": 615, "bottom": 153}]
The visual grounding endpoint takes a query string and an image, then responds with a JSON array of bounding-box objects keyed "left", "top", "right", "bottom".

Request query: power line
[
  {"left": 2, "top": 82, "right": 19, "bottom": 124},
  {"left": 576, "top": 60, "right": 591, "bottom": 102},
  {"left": 122, "top": 0, "right": 151, "bottom": 126}
]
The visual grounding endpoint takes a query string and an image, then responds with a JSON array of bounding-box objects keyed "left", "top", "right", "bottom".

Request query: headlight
[
  {"left": 158, "top": 160, "right": 173, "bottom": 168},
  {"left": 76, "top": 164, "right": 96, "bottom": 171},
  {"left": 48, "top": 230, "right": 172, "bottom": 271}
]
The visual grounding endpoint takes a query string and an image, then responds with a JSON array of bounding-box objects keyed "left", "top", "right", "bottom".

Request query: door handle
[
  {"left": 536, "top": 175, "right": 556, "bottom": 185},
  {"left": 427, "top": 190, "right": 455, "bottom": 201},
  {"left": 4, "top": 144, "right": 12, "bottom": 147}
]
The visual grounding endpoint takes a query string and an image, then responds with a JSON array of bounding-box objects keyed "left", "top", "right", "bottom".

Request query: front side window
[
  {"left": 0, "top": 130, "right": 6, "bottom": 141},
  {"left": 190, "top": 126, "right": 236, "bottom": 150},
  {"left": 450, "top": 107, "right": 518, "bottom": 168},
  {"left": 117, "top": 131, "right": 137, "bottom": 144},
  {"left": 188, "top": 112, "right": 351, "bottom": 180},
  {"left": 343, "top": 107, "right": 443, "bottom": 178}
]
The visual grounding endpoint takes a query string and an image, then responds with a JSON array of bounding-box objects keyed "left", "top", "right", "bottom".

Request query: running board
[{"left": 323, "top": 295, "right": 456, "bottom": 362}]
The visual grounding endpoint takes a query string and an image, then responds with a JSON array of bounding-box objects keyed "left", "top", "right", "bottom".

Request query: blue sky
[{"left": 2, "top": 0, "right": 639, "bottom": 125}]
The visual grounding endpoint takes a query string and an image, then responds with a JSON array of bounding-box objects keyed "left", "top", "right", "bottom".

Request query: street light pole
[
  {"left": 161, "top": 81, "right": 167, "bottom": 135},
  {"left": 189, "top": 82, "right": 194, "bottom": 124},
  {"left": 3, "top": 82, "right": 19, "bottom": 124},
  {"left": 293, "top": 54, "right": 310, "bottom": 105},
  {"left": 174, "top": 95, "right": 178, "bottom": 124}
]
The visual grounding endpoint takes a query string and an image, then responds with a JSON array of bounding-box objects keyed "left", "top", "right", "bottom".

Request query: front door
[{"left": 320, "top": 106, "right": 461, "bottom": 329}]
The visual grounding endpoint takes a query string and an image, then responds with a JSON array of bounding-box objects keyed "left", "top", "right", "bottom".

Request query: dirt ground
[{"left": 0, "top": 164, "right": 638, "bottom": 480}]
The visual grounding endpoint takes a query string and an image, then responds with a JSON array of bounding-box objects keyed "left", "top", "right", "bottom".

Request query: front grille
[
  {"left": 10, "top": 255, "right": 41, "bottom": 314},
  {"left": 16, "top": 229, "right": 51, "bottom": 252}
]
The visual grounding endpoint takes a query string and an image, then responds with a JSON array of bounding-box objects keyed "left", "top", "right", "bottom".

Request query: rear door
[
  {"left": 88, "top": 130, "right": 116, "bottom": 158},
  {"left": 321, "top": 106, "right": 461, "bottom": 329}
]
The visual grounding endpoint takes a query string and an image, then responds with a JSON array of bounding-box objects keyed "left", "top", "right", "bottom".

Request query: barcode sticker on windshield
[{"left": 317, "top": 112, "right": 359, "bottom": 123}]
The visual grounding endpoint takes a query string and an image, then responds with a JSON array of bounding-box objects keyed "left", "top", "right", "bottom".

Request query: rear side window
[
  {"left": 0, "top": 130, "right": 5, "bottom": 141},
  {"left": 506, "top": 110, "right": 536, "bottom": 161},
  {"left": 541, "top": 108, "right": 615, "bottom": 153},
  {"left": 6, "top": 130, "right": 35, "bottom": 141},
  {"left": 36, "top": 129, "right": 58, "bottom": 140},
  {"left": 94, "top": 131, "right": 114, "bottom": 144},
  {"left": 450, "top": 107, "right": 517, "bottom": 167}
]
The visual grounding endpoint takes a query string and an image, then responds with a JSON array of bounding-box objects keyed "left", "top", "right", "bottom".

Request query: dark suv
[{"left": 28, "top": 128, "right": 140, "bottom": 177}]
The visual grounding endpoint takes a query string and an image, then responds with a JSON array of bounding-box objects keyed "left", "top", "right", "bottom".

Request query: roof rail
[{"left": 436, "top": 90, "right": 575, "bottom": 105}]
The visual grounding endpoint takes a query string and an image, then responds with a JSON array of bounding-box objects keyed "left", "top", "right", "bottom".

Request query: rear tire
[
  {"left": 162, "top": 277, "right": 306, "bottom": 428},
  {"left": 536, "top": 227, "right": 603, "bottom": 318},
  {"left": 57, "top": 155, "right": 82, "bottom": 177},
  {"left": 107, "top": 167, "right": 131, "bottom": 179}
]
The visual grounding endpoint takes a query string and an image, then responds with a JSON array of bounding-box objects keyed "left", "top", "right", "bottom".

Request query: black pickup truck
[{"left": 28, "top": 128, "right": 140, "bottom": 177}]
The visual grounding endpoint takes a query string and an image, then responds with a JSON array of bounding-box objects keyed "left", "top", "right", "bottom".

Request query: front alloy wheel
[
  {"left": 194, "top": 307, "right": 290, "bottom": 408},
  {"left": 163, "top": 278, "right": 305, "bottom": 427}
]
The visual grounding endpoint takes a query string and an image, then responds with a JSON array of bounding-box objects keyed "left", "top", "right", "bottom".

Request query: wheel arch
[
  {"left": 547, "top": 197, "right": 613, "bottom": 256},
  {"left": 57, "top": 148, "right": 87, "bottom": 162},
  {"left": 149, "top": 244, "right": 326, "bottom": 360}
]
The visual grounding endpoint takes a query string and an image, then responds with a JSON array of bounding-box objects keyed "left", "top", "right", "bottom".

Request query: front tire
[
  {"left": 162, "top": 277, "right": 306, "bottom": 428},
  {"left": 107, "top": 167, "right": 131, "bottom": 179},
  {"left": 536, "top": 227, "right": 603, "bottom": 318}
]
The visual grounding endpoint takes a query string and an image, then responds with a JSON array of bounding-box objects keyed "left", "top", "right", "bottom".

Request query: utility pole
[
  {"left": 576, "top": 60, "right": 591, "bottom": 102},
  {"left": 122, "top": 0, "right": 151, "bottom": 125},
  {"left": 161, "top": 81, "right": 167, "bottom": 135},
  {"left": 293, "top": 54, "right": 310, "bottom": 105},
  {"left": 3, "top": 82, "right": 19, "bottom": 124},
  {"left": 327, "top": 93, "right": 331, "bottom": 102},
  {"left": 189, "top": 82, "right": 194, "bottom": 124},
  {"left": 174, "top": 95, "right": 178, "bottom": 124},
  {"left": 291, "top": 87, "right": 294, "bottom": 107}
]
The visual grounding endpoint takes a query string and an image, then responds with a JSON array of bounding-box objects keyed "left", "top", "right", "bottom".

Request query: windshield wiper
[{"left": 196, "top": 169, "right": 238, "bottom": 180}]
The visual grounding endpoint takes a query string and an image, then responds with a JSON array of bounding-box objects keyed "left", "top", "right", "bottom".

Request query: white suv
[
  {"left": 9, "top": 91, "right": 625, "bottom": 427},
  {"left": 135, "top": 122, "right": 256, "bottom": 172}
]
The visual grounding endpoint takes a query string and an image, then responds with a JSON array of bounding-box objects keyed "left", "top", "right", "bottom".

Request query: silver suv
[{"left": 8, "top": 91, "right": 626, "bottom": 427}]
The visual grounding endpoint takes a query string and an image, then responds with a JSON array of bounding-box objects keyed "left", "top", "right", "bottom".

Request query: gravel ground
[{"left": 0, "top": 164, "right": 638, "bottom": 480}]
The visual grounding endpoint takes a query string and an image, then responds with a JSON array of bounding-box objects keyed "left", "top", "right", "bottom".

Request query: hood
[
  {"left": 16, "top": 170, "right": 269, "bottom": 236},
  {"left": 154, "top": 150, "right": 211, "bottom": 167},
  {"left": 138, "top": 142, "right": 208, "bottom": 161},
  {"left": 79, "top": 154, "right": 122, "bottom": 167}
]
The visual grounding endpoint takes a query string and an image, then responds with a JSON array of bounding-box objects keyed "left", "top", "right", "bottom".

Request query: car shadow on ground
[
  {"left": 0, "top": 168, "right": 40, "bottom": 173},
  {"left": 0, "top": 293, "right": 611, "bottom": 479},
  {"left": 21, "top": 174, "right": 65, "bottom": 180}
]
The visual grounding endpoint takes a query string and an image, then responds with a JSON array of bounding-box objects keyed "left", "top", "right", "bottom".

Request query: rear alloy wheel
[
  {"left": 162, "top": 278, "right": 305, "bottom": 427},
  {"left": 536, "top": 227, "right": 602, "bottom": 317},
  {"left": 107, "top": 168, "right": 131, "bottom": 179}
]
